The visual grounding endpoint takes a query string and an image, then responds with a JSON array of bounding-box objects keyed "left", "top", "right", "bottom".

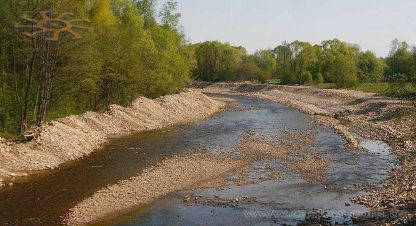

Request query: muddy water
[{"left": 0, "top": 95, "right": 395, "bottom": 225}]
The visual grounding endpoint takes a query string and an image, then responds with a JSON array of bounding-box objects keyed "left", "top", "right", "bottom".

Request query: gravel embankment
[
  {"left": 0, "top": 91, "right": 225, "bottom": 184},
  {"left": 65, "top": 152, "right": 248, "bottom": 225}
]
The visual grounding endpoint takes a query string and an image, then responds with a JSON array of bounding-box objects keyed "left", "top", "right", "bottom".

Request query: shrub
[
  {"left": 301, "top": 71, "right": 313, "bottom": 85},
  {"left": 336, "top": 73, "right": 359, "bottom": 88},
  {"left": 257, "top": 70, "right": 272, "bottom": 83},
  {"left": 314, "top": 72, "right": 324, "bottom": 84}
]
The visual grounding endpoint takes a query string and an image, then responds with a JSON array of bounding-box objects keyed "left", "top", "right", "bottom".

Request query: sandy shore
[{"left": 0, "top": 90, "right": 225, "bottom": 184}]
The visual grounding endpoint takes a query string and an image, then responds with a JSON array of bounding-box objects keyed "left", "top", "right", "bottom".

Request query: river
[{"left": 0, "top": 94, "right": 395, "bottom": 225}]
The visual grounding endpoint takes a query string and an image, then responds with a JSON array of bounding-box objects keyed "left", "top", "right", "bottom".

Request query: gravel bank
[
  {"left": 65, "top": 152, "right": 248, "bottom": 225},
  {"left": 0, "top": 91, "right": 224, "bottom": 183},
  {"left": 201, "top": 83, "right": 416, "bottom": 224},
  {"left": 64, "top": 126, "right": 324, "bottom": 225}
]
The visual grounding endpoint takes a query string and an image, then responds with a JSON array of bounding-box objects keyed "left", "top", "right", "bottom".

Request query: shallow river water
[{"left": 0, "top": 94, "right": 395, "bottom": 225}]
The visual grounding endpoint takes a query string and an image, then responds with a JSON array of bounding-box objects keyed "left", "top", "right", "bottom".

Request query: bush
[
  {"left": 257, "top": 71, "right": 272, "bottom": 83},
  {"left": 314, "top": 72, "right": 324, "bottom": 84},
  {"left": 281, "top": 72, "right": 297, "bottom": 84},
  {"left": 301, "top": 71, "right": 313, "bottom": 85},
  {"left": 336, "top": 73, "right": 359, "bottom": 88}
]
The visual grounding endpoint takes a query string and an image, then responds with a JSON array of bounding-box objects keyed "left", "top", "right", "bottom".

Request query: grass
[
  {"left": 268, "top": 79, "right": 416, "bottom": 102},
  {"left": 317, "top": 82, "right": 391, "bottom": 94},
  {"left": 353, "top": 83, "right": 390, "bottom": 94},
  {"left": 267, "top": 79, "right": 282, "bottom": 85},
  {"left": 0, "top": 131, "right": 20, "bottom": 139},
  {"left": 268, "top": 80, "right": 397, "bottom": 95},
  {"left": 316, "top": 82, "right": 416, "bottom": 97}
]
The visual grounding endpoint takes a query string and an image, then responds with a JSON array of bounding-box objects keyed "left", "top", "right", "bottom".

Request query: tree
[
  {"left": 273, "top": 41, "right": 292, "bottom": 82},
  {"left": 301, "top": 71, "right": 313, "bottom": 85},
  {"left": 193, "top": 41, "right": 244, "bottom": 81},
  {"left": 273, "top": 41, "right": 320, "bottom": 84},
  {"left": 159, "top": 0, "right": 181, "bottom": 30},
  {"left": 253, "top": 49, "right": 276, "bottom": 76},
  {"left": 321, "top": 39, "right": 359, "bottom": 87},
  {"left": 385, "top": 39, "right": 413, "bottom": 82},
  {"left": 358, "top": 51, "right": 385, "bottom": 82},
  {"left": 333, "top": 54, "right": 358, "bottom": 88},
  {"left": 133, "top": 0, "right": 157, "bottom": 26},
  {"left": 0, "top": 0, "right": 192, "bottom": 135}
]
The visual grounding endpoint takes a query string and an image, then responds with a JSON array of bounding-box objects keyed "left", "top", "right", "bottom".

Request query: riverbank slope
[{"left": 0, "top": 91, "right": 224, "bottom": 185}]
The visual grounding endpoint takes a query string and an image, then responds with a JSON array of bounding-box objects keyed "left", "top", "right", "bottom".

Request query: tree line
[
  {"left": 0, "top": 0, "right": 192, "bottom": 135},
  {"left": 1, "top": 0, "right": 415, "bottom": 136},
  {"left": 192, "top": 39, "right": 416, "bottom": 92}
]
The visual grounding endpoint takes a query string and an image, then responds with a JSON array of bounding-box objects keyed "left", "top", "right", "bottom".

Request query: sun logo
[{"left": 15, "top": 11, "right": 94, "bottom": 41}]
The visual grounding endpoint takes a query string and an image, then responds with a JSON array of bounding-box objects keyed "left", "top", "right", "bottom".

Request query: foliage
[
  {"left": 300, "top": 71, "right": 313, "bottom": 85},
  {"left": 272, "top": 39, "right": 359, "bottom": 87},
  {"left": 253, "top": 49, "right": 276, "bottom": 77},
  {"left": 273, "top": 41, "right": 320, "bottom": 85},
  {"left": 358, "top": 51, "right": 385, "bottom": 82},
  {"left": 159, "top": 0, "right": 181, "bottom": 30},
  {"left": 0, "top": 0, "right": 191, "bottom": 135},
  {"left": 193, "top": 41, "right": 244, "bottom": 81},
  {"left": 384, "top": 39, "right": 416, "bottom": 99},
  {"left": 314, "top": 72, "right": 324, "bottom": 84},
  {"left": 192, "top": 42, "right": 275, "bottom": 83}
]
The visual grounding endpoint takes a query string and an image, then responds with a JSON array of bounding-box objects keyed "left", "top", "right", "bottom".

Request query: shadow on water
[{"left": 0, "top": 94, "right": 396, "bottom": 225}]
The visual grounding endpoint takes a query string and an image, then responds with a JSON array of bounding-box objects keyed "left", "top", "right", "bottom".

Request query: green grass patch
[
  {"left": 317, "top": 83, "right": 337, "bottom": 89},
  {"left": 318, "top": 82, "right": 389, "bottom": 94},
  {"left": 267, "top": 79, "right": 282, "bottom": 85},
  {"left": 0, "top": 131, "right": 19, "bottom": 139},
  {"left": 317, "top": 82, "right": 415, "bottom": 96},
  {"left": 353, "top": 83, "right": 390, "bottom": 94}
]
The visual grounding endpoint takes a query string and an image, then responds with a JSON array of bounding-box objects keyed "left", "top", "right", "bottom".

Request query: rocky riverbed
[
  {"left": 0, "top": 83, "right": 413, "bottom": 225},
  {"left": 200, "top": 83, "right": 416, "bottom": 225},
  {"left": 64, "top": 91, "right": 399, "bottom": 225}
]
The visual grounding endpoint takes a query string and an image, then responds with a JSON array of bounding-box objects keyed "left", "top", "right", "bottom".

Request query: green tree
[
  {"left": 273, "top": 41, "right": 292, "bottom": 82},
  {"left": 321, "top": 39, "right": 359, "bottom": 87},
  {"left": 333, "top": 54, "right": 359, "bottom": 88},
  {"left": 0, "top": 0, "right": 192, "bottom": 135},
  {"left": 253, "top": 49, "right": 276, "bottom": 76},
  {"left": 133, "top": 0, "right": 157, "bottom": 26},
  {"left": 358, "top": 51, "right": 385, "bottom": 82},
  {"left": 159, "top": 0, "right": 181, "bottom": 30},
  {"left": 273, "top": 41, "right": 320, "bottom": 84},
  {"left": 385, "top": 39, "right": 413, "bottom": 82},
  {"left": 193, "top": 41, "right": 244, "bottom": 81},
  {"left": 301, "top": 71, "right": 313, "bottom": 85}
]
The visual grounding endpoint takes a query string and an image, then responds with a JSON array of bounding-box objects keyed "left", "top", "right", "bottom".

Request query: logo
[{"left": 15, "top": 11, "right": 94, "bottom": 41}]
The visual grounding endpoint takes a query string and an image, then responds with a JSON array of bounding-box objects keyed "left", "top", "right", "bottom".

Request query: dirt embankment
[
  {"left": 0, "top": 91, "right": 225, "bottom": 186},
  {"left": 201, "top": 82, "right": 416, "bottom": 224}
]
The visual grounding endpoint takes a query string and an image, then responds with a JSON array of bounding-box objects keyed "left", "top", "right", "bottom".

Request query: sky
[{"left": 160, "top": 0, "right": 416, "bottom": 57}]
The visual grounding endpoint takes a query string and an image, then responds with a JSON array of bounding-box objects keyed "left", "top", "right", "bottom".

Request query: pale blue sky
[{"left": 160, "top": 0, "right": 416, "bottom": 56}]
